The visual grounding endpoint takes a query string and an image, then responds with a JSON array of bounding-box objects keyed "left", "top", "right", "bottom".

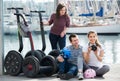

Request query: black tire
[
  {"left": 4, "top": 50, "right": 23, "bottom": 76},
  {"left": 48, "top": 49, "right": 61, "bottom": 59},
  {"left": 25, "top": 50, "right": 43, "bottom": 62},
  {"left": 40, "top": 55, "right": 57, "bottom": 76},
  {"left": 22, "top": 56, "right": 40, "bottom": 78},
  {"left": 37, "top": 50, "right": 46, "bottom": 58}
]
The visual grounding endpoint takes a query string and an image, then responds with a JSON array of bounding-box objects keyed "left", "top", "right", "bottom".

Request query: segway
[
  {"left": 22, "top": 11, "right": 58, "bottom": 78},
  {"left": 4, "top": 7, "right": 45, "bottom": 76},
  {"left": 4, "top": 7, "right": 26, "bottom": 76}
]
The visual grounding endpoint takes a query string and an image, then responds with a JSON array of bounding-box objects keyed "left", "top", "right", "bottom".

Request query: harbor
[{"left": 0, "top": 0, "right": 120, "bottom": 81}]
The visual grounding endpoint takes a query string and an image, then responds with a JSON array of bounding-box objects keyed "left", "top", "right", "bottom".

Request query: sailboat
[{"left": 59, "top": 0, "right": 120, "bottom": 34}]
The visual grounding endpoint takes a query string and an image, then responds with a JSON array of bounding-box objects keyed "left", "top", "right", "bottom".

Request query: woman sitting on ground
[{"left": 83, "top": 30, "right": 110, "bottom": 77}]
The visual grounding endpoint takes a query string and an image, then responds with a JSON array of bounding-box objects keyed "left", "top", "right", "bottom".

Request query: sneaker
[
  {"left": 95, "top": 75, "right": 104, "bottom": 78},
  {"left": 56, "top": 73, "right": 64, "bottom": 78},
  {"left": 60, "top": 73, "right": 74, "bottom": 80},
  {"left": 78, "top": 72, "right": 84, "bottom": 80}
]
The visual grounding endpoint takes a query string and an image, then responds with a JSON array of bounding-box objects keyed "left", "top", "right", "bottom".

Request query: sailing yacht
[{"left": 59, "top": 0, "right": 120, "bottom": 34}]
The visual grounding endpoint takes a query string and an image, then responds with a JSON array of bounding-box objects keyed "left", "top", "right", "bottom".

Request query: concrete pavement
[{"left": 0, "top": 64, "right": 120, "bottom": 81}]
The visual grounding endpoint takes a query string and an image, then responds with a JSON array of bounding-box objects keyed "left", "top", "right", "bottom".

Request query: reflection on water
[{"left": 4, "top": 33, "right": 120, "bottom": 64}]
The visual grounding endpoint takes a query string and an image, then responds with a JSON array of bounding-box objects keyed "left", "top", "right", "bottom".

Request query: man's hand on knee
[{"left": 57, "top": 55, "right": 64, "bottom": 62}]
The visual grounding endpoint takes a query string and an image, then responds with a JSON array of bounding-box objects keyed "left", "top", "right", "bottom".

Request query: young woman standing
[{"left": 45, "top": 3, "right": 70, "bottom": 50}]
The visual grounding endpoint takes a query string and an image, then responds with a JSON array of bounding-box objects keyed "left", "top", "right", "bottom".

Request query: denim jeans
[
  {"left": 58, "top": 59, "right": 78, "bottom": 76},
  {"left": 49, "top": 33, "right": 66, "bottom": 50}
]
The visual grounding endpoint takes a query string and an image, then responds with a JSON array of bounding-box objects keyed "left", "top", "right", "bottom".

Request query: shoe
[
  {"left": 78, "top": 72, "right": 84, "bottom": 80},
  {"left": 95, "top": 75, "right": 104, "bottom": 79},
  {"left": 60, "top": 73, "right": 74, "bottom": 80},
  {"left": 56, "top": 73, "right": 64, "bottom": 78}
]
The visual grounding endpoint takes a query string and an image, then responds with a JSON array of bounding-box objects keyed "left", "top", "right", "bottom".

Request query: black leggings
[{"left": 83, "top": 63, "right": 110, "bottom": 76}]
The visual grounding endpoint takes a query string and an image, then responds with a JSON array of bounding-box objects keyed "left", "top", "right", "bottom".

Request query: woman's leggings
[{"left": 89, "top": 65, "right": 110, "bottom": 76}]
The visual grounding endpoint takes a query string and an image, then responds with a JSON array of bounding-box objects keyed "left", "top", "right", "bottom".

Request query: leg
[
  {"left": 49, "top": 33, "right": 58, "bottom": 49},
  {"left": 83, "top": 60, "right": 90, "bottom": 72},
  {"left": 60, "top": 63, "right": 78, "bottom": 80},
  {"left": 67, "top": 64, "right": 78, "bottom": 76},
  {"left": 58, "top": 35, "right": 66, "bottom": 50},
  {"left": 96, "top": 65, "right": 110, "bottom": 76},
  {"left": 77, "top": 58, "right": 84, "bottom": 80},
  {"left": 57, "top": 60, "right": 66, "bottom": 78},
  {"left": 58, "top": 60, "right": 66, "bottom": 74},
  {"left": 77, "top": 58, "right": 83, "bottom": 72}
]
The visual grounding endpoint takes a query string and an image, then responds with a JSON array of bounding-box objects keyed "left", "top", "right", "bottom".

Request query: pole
[{"left": 0, "top": 0, "right": 4, "bottom": 75}]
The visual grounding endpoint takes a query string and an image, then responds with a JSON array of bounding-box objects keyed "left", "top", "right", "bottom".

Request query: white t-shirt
[{"left": 83, "top": 44, "right": 104, "bottom": 68}]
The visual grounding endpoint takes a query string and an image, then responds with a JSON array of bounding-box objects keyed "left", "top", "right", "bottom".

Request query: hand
[
  {"left": 43, "top": 20, "right": 49, "bottom": 25},
  {"left": 88, "top": 47, "right": 91, "bottom": 53},
  {"left": 60, "top": 31, "right": 65, "bottom": 37},
  {"left": 94, "top": 47, "right": 98, "bottom": 55},
  {"left": 57, "top": 55, "right": 64, "bottom": 62}
]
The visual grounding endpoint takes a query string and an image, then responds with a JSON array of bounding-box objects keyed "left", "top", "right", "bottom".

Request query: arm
[
  {"left": 60, "top": 27, "right": 67, "bottom": 37},
  {"left": 94, "top": 48, "right": 104, "bottom": 62},
  {"left": 43, "top": 19, "right": 49, "bottom": 25},
  {"left": 83, "top": 52, "right": 90, "bottom": 64},
  {"left": 83, "top": 47, "right": 91, "bottom": 64},
  {"left": 60, "top": 16, "right": 70, "bottom": 37},
  {"left": 43, "top": 21, "right": 49, "bottom": 26},
  {"left": 43, "top": 13, "right": 55, "bottom": 26}
]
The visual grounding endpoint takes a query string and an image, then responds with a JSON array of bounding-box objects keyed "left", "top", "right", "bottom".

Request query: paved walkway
[{"left": 0, "top": 64, "right": 120, "bottom": 81}]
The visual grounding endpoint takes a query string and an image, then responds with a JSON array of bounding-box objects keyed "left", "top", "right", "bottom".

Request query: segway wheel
[
  {"left": 40, "top": 55, "right": 57, "bottom": 76},
  {"left": 22, "top": 56, "right": 40, "bottom": 78},
  {"left": 4, "top": 50, "right": 23, "bottom": 76},
  {"left": 25, "top": 50, "right": 43, "bottom": 62},
  {"left": 37, "top": 50, "right": 46, "bottom": 58},
  {"left": 48, "top": 49, "right": 61, "bottom": 59}
]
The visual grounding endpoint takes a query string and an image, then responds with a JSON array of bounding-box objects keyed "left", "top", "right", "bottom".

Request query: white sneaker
[{"left": 78, "top": 72, "right": 84, "bottom": 80}]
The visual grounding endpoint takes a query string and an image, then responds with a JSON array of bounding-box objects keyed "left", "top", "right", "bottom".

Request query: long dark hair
[{"left": 56, "top": 3, "right": 67, "bottom": 19}]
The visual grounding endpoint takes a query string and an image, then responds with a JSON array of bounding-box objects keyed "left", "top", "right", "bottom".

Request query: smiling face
[
  {"left": 59, "top": 7, "right": 66, "bottom": 16},
  {"left": 56, "top": 4, "right": 67, "bottom": 18},
  {"left": 70, "top": 36, "right": 79, "bottom": 48},
  {"left": 88, "top": 32, "right": 97, "bottom": 44}
]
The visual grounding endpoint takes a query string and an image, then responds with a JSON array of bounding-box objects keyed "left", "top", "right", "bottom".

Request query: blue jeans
[
  {"left": 49, "top": 33, "right": 66, "bottom": 50},
  {"left": 58, "top": 59, "right": 78, "bottom": 76}
]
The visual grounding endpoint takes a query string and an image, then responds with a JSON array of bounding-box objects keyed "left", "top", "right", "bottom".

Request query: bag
[{"left": 18, "top": 21, "right": 30, "bottom": 37}]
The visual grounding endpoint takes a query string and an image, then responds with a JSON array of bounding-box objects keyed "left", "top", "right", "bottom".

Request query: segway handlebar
[
  {"left": 30, "top": 11, "right": 45, "bottom": 13},
  {"left": 30, "top": 10, "right": 46, "bottom": 52},
  {"left": 7, "top": 7, "right": 24, "bottom": 53},
  {"left": 7, "top": 7, "right": 23, "bottom": 10},
  {"left": 7, "top": 7, "right": 23, "bottom": 13},
  {"left": 14, "top": 13, "right": 28, "bottom": 26}
]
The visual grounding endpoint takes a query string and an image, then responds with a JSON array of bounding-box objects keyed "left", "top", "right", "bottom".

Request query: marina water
[{"left": 4, "top": 33, "right": 120, "bottom": 64}]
